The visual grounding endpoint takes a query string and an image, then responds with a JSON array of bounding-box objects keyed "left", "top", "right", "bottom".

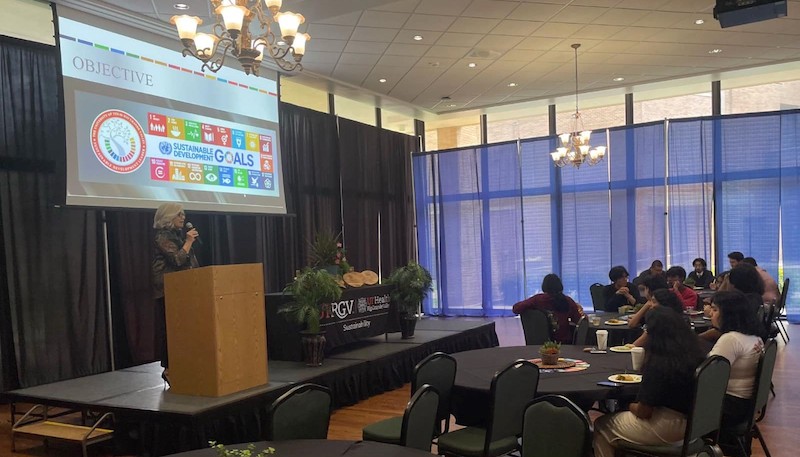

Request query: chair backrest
[
  {"left": 521, "top": 395, "right": 591, "bottom": 457},
  {"left": 776, "top": 278, "right": 789, "bottom": 314},
  {"left": 590, "top": 283, "right": 606, "bottom": 311},
  {"left": 400, "top": 384, "right": 440, "bottom": 451},
  {"left": 484, "top": 359, "right": 540, "bottom": 456},
  {"left": 683, "top": 355, "right": 731, "bottom": 455},
  {"left": 267, "top": 383, "right": 332, "bottom": 440},
  {"left": 520, "top": 309, "right": 552, "bottom": 345},
  {"left": 412, "top": 351, "right": 456, "bottom": 434},
  {"left": 753, "top": 339, "right": 778, "bottom": 422},
  {"left": 573, "top": 316, "right": 589, "bottom": 346}
]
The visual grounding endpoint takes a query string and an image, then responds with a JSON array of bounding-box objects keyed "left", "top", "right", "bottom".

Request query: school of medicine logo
[{"left": 90, "top": 110, "right": 147, "bottom": 173}]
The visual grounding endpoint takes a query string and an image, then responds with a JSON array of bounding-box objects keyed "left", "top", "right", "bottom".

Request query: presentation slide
[{"left": 56, "top": 6, "right": 288, "bottom": 214}]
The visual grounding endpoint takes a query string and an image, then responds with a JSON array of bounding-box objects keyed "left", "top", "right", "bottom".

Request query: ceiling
[{"left": 74, "top": 0, "right": 800, "bottom": 114}]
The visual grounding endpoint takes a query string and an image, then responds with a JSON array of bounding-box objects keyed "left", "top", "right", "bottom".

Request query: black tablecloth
[
  {"left": 166, "top": 440, "right": 432, "bottom": 457},
  {"left": 451, "top": 345, "right": 638, "bottom": 426}
]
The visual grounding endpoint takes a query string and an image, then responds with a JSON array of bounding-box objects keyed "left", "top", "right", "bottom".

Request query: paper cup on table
[
  {"left": 631, "top": 347, "right": 645, "bottom": 371},
  {"left": 596, "top": 330, "right": 608, "bottom": 350},
  {"left": 590, "top": 315, "right": 601, "bottom": 326}
]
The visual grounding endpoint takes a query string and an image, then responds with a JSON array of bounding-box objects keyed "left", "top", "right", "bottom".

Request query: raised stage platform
[{"left": 2, "top": 318, "right": 498, "bottom": 457}]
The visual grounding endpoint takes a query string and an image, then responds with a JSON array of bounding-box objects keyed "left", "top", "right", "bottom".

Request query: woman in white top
[{"left": 708, "top": 290, "right": 765, "bottom": 457}]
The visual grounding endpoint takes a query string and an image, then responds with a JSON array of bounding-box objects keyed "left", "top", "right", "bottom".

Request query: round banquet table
[
  {"left": 166, "top": 440, "right": 433, "bottom": 457},
  {"left": 450, "top": 345, "right": 638, "bottom": 426}
]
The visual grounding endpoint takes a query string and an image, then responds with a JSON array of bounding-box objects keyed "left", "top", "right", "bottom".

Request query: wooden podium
[{"left": 164, "top": 263, "right": 268, "bottom": 397}]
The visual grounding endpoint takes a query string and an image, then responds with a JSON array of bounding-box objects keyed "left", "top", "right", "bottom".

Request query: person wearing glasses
[
  {"left": 151, "top": 202, "right": 199, "bottom": 385},
  {"left": 603, "top": 266, "right": 644, "bottom": 312}
]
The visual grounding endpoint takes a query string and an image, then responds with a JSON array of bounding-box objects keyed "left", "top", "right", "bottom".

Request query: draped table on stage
[
  {"left": 165, "top": 440, "right": 432, "bottom": 457},
  {"left": 450, "top": 345, "right": 638, "bottom": 426}
]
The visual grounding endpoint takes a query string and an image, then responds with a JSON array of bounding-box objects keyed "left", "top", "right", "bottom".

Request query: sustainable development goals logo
[{"left": 90, "top": 109, "right": 147, "bottom": 173}]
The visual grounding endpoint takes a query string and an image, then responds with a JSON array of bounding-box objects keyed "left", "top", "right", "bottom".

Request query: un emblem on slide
[{"left": 90, "top": 109, "right": 147, "bottom": 173}]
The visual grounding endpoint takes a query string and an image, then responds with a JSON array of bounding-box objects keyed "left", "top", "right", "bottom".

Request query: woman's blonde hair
[{"left": 153, "top": 202, "right": 184, "bottom": 229}]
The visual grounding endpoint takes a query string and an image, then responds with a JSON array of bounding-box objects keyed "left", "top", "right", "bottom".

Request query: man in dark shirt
[{"left": 603, "top": 266, "right": 644, "bottom": 312}]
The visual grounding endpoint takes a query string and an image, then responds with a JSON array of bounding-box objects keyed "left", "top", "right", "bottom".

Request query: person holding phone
[{"left": 151, "top": 202, "right": 199, "bottom": 385}]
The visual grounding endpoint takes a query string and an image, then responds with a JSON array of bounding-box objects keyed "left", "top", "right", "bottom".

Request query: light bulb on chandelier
[
  {"left": 551, "top": 44, "right": 606, "bottom": 168},
  {"left": 170, "top": 0, "right": 310, "bottom": 76}
]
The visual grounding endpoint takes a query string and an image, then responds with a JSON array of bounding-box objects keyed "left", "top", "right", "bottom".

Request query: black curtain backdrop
[
  {"left": 0, "top": 36, "right": 109, "bottom": 391},
  {"left": 0, "top": 35, "right": 416, "bottom": 389},
  {"left": 339, "top": 118, "right": 416, "bottom": 274}
]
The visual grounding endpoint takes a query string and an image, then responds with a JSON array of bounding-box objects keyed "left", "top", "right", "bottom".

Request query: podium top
[{"left": 165, "top": 263, "right": 264, "bottom": 296}]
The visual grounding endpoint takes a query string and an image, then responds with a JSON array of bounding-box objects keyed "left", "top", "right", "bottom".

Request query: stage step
[{"left": 12, "top": 405, "right": 113, "bottom": 457}]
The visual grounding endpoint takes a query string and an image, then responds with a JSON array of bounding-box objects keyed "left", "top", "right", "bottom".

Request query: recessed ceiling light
[
  {"left": 379, "top": 78, "right": 387, "bottom": 83},
  {"left": 467, "top": 62, "right": 477, "bottom": 68},
  {"left": 277, "top": 40, "right": 286, "bottom": 46},
  {"left": 709, "top": 48, "right": 723, "bottom": 54},
  {"left": 507, "top": 82, "right": 518, "bottom": 87},
  {"left": 413, "top": 35, "right": 423, "bottom": 41},
  {"left": 173, "top": 3, "right": 189, "bottom": 10},
  {"left": 448, "top": 104, "right": 457, "bottom": 107},
  {"left": 613, "top": 77, "right": 625, "bottom": 82},
  {"left": 695, "top": 19, "right": 705, "bottom": 25}
]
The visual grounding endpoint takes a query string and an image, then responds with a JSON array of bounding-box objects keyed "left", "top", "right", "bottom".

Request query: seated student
[
  {"left": 630, "top": 289, "right": 686, "bottom": 347},
  {"left": 666, "top": 266, "right": 698, "bottom": 310},
  {"left": 700, "top": 263, "right": 765, "bottom": 343},
  {"left": 593, "top": 307, "right": 706, "bottom": 457},
  {"left": 629, "top": 275, "right": 669, "bottom": 329},
  {"left": 708, "top": 291, "right": 765, "bottom": 457},
  {"left": 710, "top": 251, "right": 745, "bottom": 290},
  {"left": 686, "top": 257, "right": 714, "bottom": 289},
  {"left": 633, "top": 260, "right": 665, "bottom": 286},
  {"left": 512, "top": 273, "right": 584, "bottom": 344},
  {"left": 742, "top": 257, "right": 780, "bottom": 306},
  {"left": 603, "top": 266, "right": 644, "bottom": 313}
]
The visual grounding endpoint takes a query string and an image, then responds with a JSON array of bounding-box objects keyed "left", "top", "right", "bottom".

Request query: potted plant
[
  {"left": 539, "top": 341, "right": 561, "bottom": 366},
  {"left": 280, "top": 268, "right": 343, "bottom": 366},
  {"left": 386, "top": 261, "right": 433, "bottom": 339},
  {"left": 308, "top": 230, "right": 351, "bottom": 276}
]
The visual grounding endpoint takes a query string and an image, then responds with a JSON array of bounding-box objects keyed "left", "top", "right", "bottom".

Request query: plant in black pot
[
  {"left": 387, "top": 261, "right": 433, "bottom": 339},
  {"left": 280, "top": 268, "right": 343, "bottom": 366}
]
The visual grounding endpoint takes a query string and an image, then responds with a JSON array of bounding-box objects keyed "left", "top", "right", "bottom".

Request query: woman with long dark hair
[
  {"left": 594, "top": 307, "right": 706, "bottom": 457},
  {"left": 708, "top": 291, "right": 765, "bottom": 456},
  {"left": 512, "top": 273, "right": 584, "bottom": 344}
]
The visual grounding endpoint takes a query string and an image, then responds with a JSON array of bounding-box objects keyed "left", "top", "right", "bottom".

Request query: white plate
[
  {"left": 604, "top": 320, "right": 627, "bottom": 326},
  {"left": 609, "top": 374, "right": 642, "bottom": 384},
  {"left": 610, "top": 345, "right": 635, "bottom": 353}
]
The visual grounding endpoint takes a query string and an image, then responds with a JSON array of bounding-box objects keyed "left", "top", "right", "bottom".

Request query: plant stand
[{"left": 300, "top": 331, "right": 326, "bottom": 366}]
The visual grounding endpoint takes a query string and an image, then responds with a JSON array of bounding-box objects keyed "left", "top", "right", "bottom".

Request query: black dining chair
[
  {"left": 590, "top": 283, "right": 607, "bottom": 312},
  {"left": 614, "top": 355, "right": 731, "bottom": 457},
  {"left": 266, "top": 383, "right": 332, "bottom": 440},
  {"left": 521, "top": 395, "right": 591, "bottom": 457},
  {"left": 362, "top": 352, "right": 456, "bottom": 444},
  {"left": 728, "top": 339, "right": 778, "bottom": 457},
  {"left": 437, "top": 359, "right": 539, "bottom": 457},
  {"left": 520, "top": 309, "right": 553, "bottom": 345},
  {"left": 773, "top": 278, "right": 790, "bottom": 344},
  {"left": 573, "top": 316, "right": 589, "bottom": 346}
]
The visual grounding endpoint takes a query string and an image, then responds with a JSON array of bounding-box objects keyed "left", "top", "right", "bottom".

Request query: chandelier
[
  {"left": 170, "top": 0, "right": 309, "bottom": 75},
  {"left": 551, "top": 43, "right": 606, "bottom": 168}
]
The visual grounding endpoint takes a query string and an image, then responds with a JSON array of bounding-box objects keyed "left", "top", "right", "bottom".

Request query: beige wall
[{"left": 1, "top": 0, "right": 54, "bottom": 45}]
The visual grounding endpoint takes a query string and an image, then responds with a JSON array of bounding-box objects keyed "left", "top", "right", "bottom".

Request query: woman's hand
[
  {"left": 629, "top": 402, "right": 654, "bottom": 419},
  {"left": 185, "top": 228, "right": 199, "bottom": 242}
]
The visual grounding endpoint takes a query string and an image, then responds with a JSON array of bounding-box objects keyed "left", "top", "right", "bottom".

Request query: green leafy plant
[
  {"left": 308, "top": 230, "right": 351, "bottom": 275},
  {"left": 280, "top": 267, "right": 343, "bottom": 333},
  {"left": 539, "top": 341, "right": 561, "bottom": 355},
  {"left": 209, "top": 441, "right": 275, "bottom": 457},
  {"left": 386, "top": 261, "right": 433, "bottom": 315}
]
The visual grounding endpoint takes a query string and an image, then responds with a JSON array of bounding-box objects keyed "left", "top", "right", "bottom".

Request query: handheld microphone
[{"left": 185, "top": 222, "right": 202, "bottom": 245}]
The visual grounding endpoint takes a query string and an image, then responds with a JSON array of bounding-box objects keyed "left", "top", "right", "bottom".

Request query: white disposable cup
[
  {"left": 590, "top": 315, "right": 601, "bottom": 326},
  {"left": 631, "top": 347, "right": 645, "bottom": 371},
  {"left": 596, "top": 330, "right": 608, "bottom": 350}
]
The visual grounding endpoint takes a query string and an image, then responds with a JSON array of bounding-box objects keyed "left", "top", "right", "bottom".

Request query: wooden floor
[{"left": 0, "top": 318, "right": 795, "bottom": 456}]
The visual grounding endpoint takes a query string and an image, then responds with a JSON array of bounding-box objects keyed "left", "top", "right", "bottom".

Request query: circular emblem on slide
[{"left": 90, "top": 109, "right": 147, "bottom": 173}]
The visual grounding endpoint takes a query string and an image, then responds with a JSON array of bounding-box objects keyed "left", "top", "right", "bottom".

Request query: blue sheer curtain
[
  {"left": 668, "top": 119, "right": 714, "bottom": 271},
  {"left": 718, "top": 114, "right": 782, "bottom": 279},
  {"left": 414, "top": 110, "right": 800, "bottom": 318}
]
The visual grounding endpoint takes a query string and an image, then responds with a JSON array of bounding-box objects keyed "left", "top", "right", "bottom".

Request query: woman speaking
[{"left": 151, "top": 202, "right": 199, "bottom": 385}]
